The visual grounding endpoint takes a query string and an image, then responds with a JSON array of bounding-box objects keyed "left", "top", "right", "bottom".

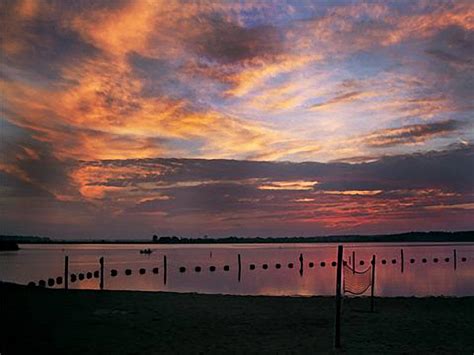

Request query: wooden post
[
  {"left": 64, "top": 255, "right": 69, "bottom": 290},
  {"left": 164, "top": 255, "right": 167, "bottom": 285},
  {"left": 400, "top": 249, "right": 404, "bottom": 273},
  {"left": 299, "top": 253, "right": 304, "bottom": 277},
  {"left": 335, "top": 245, "right": 343, "bottom": 349},
  {"left": 99, "top": 257, "right": 104, "bottom": 290},
  {"left": 352, "top": 251, "right": 356, "bottom": 273},
  {"left": 238, "top": 254, "right": 242, "bottom": 282},
  {"left": 371, "top": 255, "right": 376, "bottom": 312},
  {"left": 453, "top": 249, "right": 457, "bottom": 271}
]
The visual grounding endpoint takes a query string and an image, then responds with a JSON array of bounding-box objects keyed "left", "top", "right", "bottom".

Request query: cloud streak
[{"left": 363, "top": 120, "right": 463, "bottom": 148}]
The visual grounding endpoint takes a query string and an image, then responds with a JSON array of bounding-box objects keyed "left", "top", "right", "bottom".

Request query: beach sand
[{"left": 1, "top": 282, "right": 473, "bottom": 354}]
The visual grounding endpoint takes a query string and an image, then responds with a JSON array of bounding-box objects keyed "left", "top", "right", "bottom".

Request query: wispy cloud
[
  {"left": 363, "top": 120, "right": 464, "bottom": 148},
  {"left": 310, "top": 91, "right": 368, "bottom": 110}
]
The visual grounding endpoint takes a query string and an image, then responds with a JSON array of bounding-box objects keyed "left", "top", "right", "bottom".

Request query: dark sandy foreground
[{"left": 1, "top": 283, "right": 473, "bottom": 354}]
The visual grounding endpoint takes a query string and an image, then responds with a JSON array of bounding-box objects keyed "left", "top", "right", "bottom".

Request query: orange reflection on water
[{"left": 0, "top": 243, "right": 472, "bottom": 297}]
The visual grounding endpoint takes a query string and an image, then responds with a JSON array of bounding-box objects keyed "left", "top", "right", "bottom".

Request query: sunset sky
[{"left": 1, "top": 0, "right": 473, "bottom": 239}]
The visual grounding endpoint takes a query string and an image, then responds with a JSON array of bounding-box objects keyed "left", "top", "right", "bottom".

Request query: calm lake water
[{"left": 0, "top": 243, "right": 473, "bottom": 297}]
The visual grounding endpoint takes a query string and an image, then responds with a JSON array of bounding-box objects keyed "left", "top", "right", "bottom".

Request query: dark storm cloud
[
  {"left": 361, "top": 145, "right": 474, "bottom": 192},
  {"left": 425, "top": 25, "right": 474, "bottom": 66},
  {"left": 0, "top": 172, "right": 53, "bottom": 198},
  {"left": 0, "top": 123, "right": 78, "bottom": 199},
  {"left": 426, "top": 49, "right": 473, "bottom": 65},
  {"left": 131, "top": 183, "right": 263, "bottom": 215},
  {"left": 15, "top": 150, "right": 75, "bottom": 192},
  {"left": 189, "top": 14, "right": 284, "bottom": 64},
  {"left": 126, "top": 143, "right": 474, "bottom": 217},
  {"left": 424, "top": 25, "right": 474, "bottom": 109},
  {"left": 85, "top": 144, "right": 474, "bottom": 199},
  {"left": 128, "top": 52, "right": 196, "bottom": 100},
  {"left": 0, "top": 2, "right": 100, "bottom": 83},
  {"left": 364, "top": 120, "right": 464, "bottom": 148}
]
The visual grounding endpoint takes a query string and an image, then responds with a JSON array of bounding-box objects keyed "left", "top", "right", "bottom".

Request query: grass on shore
[{"left": 1, "top": 283, "right": 473, "bottom": 354}]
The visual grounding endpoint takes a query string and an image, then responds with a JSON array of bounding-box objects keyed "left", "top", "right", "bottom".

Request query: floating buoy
[
  {"left": 47, "top": 278, "right": 55, "bottom": 287},
  {"left": 288, "top": 263, "right": 294, "bottom": 268},
  {"left": 139, "top": 268, "right": 146, "bottom": 275},
  {"left": 331, "top": 261, "right": 337, "bottom": 267},
  {"left": 194, "top": 266, "right": 201, "bottom": 272},
  {"left": 381, "top": 259, "right": 387, "bottom": 265},
  {"left": 410, "top": 258, "right": 415, "bottom": 264},
  {"left": 223, "top": 265, "right": 230, "bottom": 271},
  {"left": 28, "top": 281, "right": 36, "bottom": 287},
  {"left": 78, "top": 273, "right": 85, "bottom": 280},
  {"left": 445, "top": 257, "right": 450, "bottom": 262},
  {"left": 86, "top": 272, "right": 92, "bottom": 279},
  {"left": 56, "top": 276, "right": 63, "bottom": 285},
  {"left": 93, "top": 271, "right": 99, "bottom": 278},
  {"left": 152, "top": 267, "right": 159, "bottom": 274},
  {"left": 422, "top": 258, "right": 427, "bottom": 263},
  {"left": 38, "top": 280, "right": 46, "bottom": 287},
  {"left": 433, "top": 258, "right": 439, "bottom": 263},
  {"left": 125, "top": 269, "right": 132, "bottom": 275},
  {"left": 461, "top": 257, "right": 467, "bottom": 262},
  {"left": 179, "top": 266, "right": 186, "bottom": 273},
  {"left": 320, "top": 262, "right": 326, "bottom": 267},
  {"left": 275, "top": 263, "right": 281, "bottom": 269},
  {"left": 309, "top": 262, "right": 314, "bottom": 268},
  {"left": 249, "top": 264, "right": 256, "bottom": 270},
  {"left": 111, "top": 269, "right": 118, "bottom": 277},
  {"left": 71, "top": 274, "right": 77, "bottom": 282},
  {"left": 392, "top": 259, "right": 397, "bottom": 264},
  {"left": 359, "top": 260, "right": 365, "bottom": 266},
  {"left": 209, "top": 266, "right": 216, "bottom": 272},
  {"left": 262, "top": 264, "right": 268, "bottom": 270}
]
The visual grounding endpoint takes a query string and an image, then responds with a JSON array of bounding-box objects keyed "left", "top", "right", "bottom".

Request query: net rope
[{"left": 343, "top": 263, "right": 373, "bottom": 295}]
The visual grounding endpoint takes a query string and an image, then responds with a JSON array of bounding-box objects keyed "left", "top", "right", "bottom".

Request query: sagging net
[{"left": 343, "top": 263, "right": 373, "bottom": 295}]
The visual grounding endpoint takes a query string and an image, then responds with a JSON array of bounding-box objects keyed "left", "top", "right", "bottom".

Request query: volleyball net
[{"left": 343, "top": 261, "right": 374, "bottom": 296}]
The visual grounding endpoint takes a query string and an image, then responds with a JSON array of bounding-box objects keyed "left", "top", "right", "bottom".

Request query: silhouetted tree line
[
  {"left": 2, "top": 231, "right": 472, "bottom": 244},
  {"left": 152, "top": 231, "right": 474, "bottom": 244},
  {"left": 0, "top": 235, "right": 51, "bottom": 243}
]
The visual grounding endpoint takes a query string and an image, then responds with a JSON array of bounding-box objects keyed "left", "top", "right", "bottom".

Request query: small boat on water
[{"left": 140, "top": 248, "right": 153, "bottom": 254}]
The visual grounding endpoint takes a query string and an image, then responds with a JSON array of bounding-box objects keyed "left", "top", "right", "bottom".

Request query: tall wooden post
[
  {"left": 164, "top": 255, "right": 167, "bottom": 285},
  {"left": 352, "top": 251, "right": 356, "bottom": 273},
  {"left": 335, "top": 245, "right": 343, "bottom": 349},
  {"left": 453, "top": 249, "right": 457, "bottom": 271},
  {"left": 299, "top": 253, "right": 304, "bottom": 277},
  {"left": 238, "top": 254, "right": 242, "bottom": 282},
  {"left": 371, "top": 255, "right": 376, "bottom": 312},
  {"left": 99, "top": 257, "right": 104, "bottom": 290},
  {"left": 64, "top": 255, "right": 69, "bottom": 290},
  {"left": 400, "top": 249, "right": 404, "bottom": 273}
]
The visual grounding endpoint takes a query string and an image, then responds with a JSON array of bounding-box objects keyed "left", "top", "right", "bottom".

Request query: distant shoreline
[
  {"left": 0, "top": 241, "right": 19, "bottom": 251},
  {"left": 1, "top": 231, "right": 473, "bottom": 244}
]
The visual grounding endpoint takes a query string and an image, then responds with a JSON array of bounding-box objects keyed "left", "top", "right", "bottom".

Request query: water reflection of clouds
[{"left": 0, "top": 244, "right": 472, "bottom": 296}]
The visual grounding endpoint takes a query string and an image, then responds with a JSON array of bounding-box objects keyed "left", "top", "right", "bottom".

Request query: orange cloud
[
  {"left": 258, "top": 180, "right": 319, "bottom": 191},
  {"left": 323, "top": 190, "right": 383, "bottom": 196}
]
